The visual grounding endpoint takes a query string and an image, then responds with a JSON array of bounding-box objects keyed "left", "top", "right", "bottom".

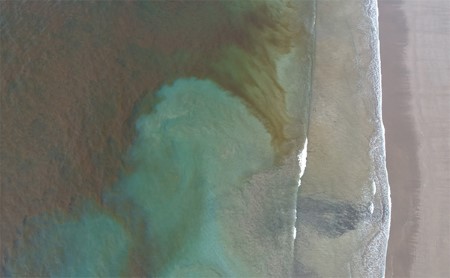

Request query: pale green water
[
  {"left": 7, "top": 204, "right": 130, "bottom": 277},
  {"left": 108, "top": 78, "right": 275, "bottom": 276},
  {"left": 7, "top": 78, "right": 276, "bottom": 276}
]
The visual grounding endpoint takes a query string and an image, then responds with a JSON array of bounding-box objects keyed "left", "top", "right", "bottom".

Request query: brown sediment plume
[
  {"left": 120, "top": 1, "right": 309, "bottom": 156},
  {"left": 0, "top": 0, "right": 309, "bottom": 269},
  {"left": 207, "top": 2, "right": 307, "bottom": 156},
  {"left": 127, "top": 1, "right": 310, "bottom": 151}
]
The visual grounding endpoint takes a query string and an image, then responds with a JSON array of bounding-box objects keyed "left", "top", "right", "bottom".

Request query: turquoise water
[
  {"left": 7, "top": 78, "right": 276, "bottom": 276},
  {"left": 107, "top": 78, "right": 275, "bottom": 276},
  {"left": 6, "top": 203, "right": 129, "bottom": 277}
]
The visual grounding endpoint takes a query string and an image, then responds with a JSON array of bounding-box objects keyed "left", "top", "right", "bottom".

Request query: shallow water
[{"left": 293, "top": 0, "right": 390, "bottom": 277}]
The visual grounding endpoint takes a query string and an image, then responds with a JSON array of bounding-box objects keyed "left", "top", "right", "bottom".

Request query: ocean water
[
  {"left": 106, "top": 78, "right": 276, "bottom": 276},
  {"left": 5, "top": 203, "right": 130, "bottom": 277},
  {"left": 293, "top": 0, "right": 390, "bottom": 277},
  {"left": 1, "top": 0, "right": 390, "bottom": 277},
  {"left": 2, "top": 0, "right": 316, "bottom": 276}
]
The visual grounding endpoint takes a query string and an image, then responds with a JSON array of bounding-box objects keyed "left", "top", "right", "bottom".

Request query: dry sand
[{"left": 379, "top": 0, "right": 450, "bottom": 277}]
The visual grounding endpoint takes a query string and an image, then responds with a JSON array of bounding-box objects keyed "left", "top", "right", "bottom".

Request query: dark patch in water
[
  {"left": 297, "top": 197, "right": 369, "bottom": 238},
  {"left": 293, "top": 261, "right": 319, "bottom": 278}
]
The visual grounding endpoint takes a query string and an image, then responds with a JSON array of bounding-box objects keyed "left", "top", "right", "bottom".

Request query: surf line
[{"left": 293, "top": 137, "right": 308, "bottom": 241}]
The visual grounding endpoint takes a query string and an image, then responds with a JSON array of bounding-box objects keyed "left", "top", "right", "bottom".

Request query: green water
[
  {"left": 7, "top": 204, "right": 130, "bottom": 277},
  {"left": 7, "top": 78, "right": 275, "bottom": 276},
  {"left": 108, "top": 78, "right": 275, "bottom": 276}
]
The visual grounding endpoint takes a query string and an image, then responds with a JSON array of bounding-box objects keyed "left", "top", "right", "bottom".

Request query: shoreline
[
  {"left": 378, "top": 1, "right": 421, "bottom": 277},
  {"left": 380, "top": 0, "right": 450, "bottom": 276}
]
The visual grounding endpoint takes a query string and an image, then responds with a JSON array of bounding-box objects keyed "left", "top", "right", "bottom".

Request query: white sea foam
[
  {"left": 363, "top": 0, "right": 391, "bottom": 276},
  {"left": 293, "top": 138, "right": 308, "bottom": 243},
  {"left": 297, "top": 138, "right": 308, "bottom": 188},
  {"left": 369, "top": 202, "right": 375, "bottom": 214}
]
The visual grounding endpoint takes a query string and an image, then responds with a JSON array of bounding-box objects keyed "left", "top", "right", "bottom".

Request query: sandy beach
[{"left": 379, "top": 0, "right": 450, "bottom": 277}]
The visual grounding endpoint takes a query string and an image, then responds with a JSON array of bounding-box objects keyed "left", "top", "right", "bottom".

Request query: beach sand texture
[{"left": 380, "top": 0, "right": 450, "bottom": 277}]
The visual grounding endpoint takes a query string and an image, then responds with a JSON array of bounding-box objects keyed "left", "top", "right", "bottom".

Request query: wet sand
[{"left": 379, "top": 0, "right": 450, "bottom": 277}]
